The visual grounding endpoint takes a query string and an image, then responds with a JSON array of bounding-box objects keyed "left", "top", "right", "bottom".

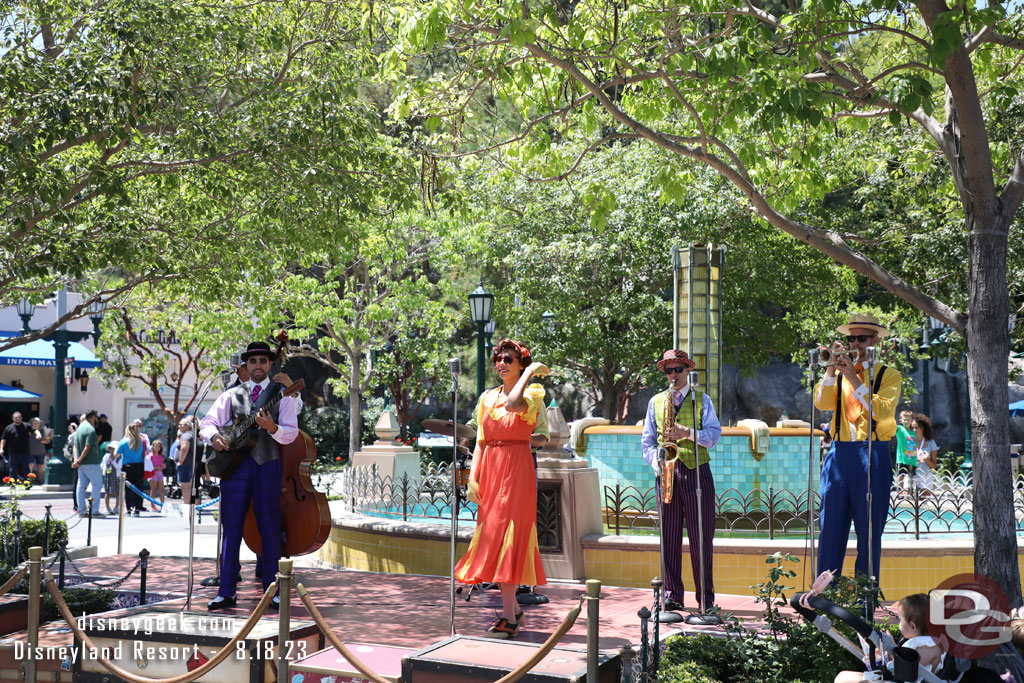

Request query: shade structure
[
  {"left": 0, "top": 382, "right": 43, "bottom": 401},
  {"left": 0, "top": 332, "right": 101, "bottom": 368},
  {"left": 1011, "top": 400, "right": 1024, "bottom": 417}
]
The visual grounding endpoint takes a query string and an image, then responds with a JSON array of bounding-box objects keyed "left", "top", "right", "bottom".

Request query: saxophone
[{"left": 661, "top": 394, "right": 679, "bottom": 504}]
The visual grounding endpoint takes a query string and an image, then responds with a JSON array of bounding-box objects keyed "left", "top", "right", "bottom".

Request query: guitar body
[{"left": 243, "top": 429, "right": 331, "bottom": 557}]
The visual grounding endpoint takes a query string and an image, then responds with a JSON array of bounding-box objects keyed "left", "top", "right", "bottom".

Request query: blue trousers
[
  {"left": 218, "top": 456, "right": 282, "bottom": 598},
  {"left": 817, "top": 440, "right": 892, "bottom": 580},
  {"left": 656, "top": 462, "right": 716, "bottom": 607}
]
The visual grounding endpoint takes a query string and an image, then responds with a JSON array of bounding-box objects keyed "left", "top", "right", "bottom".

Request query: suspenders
[{"left": 835, "top": 366, "right": 886, "bottom": 441}]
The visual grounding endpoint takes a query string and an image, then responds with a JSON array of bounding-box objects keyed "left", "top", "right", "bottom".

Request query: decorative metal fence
[
  {"left": 340, "top": 462, "right": 477, "bottom": 522},
  {"left": 602, "top": 471, "right": 1024, "bottom": 539},
  {"left": 340, "top": 464, "right": 1024, "bottom": 540}
]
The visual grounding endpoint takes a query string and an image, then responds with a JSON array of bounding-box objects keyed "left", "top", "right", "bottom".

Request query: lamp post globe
[{"left": 468, "top": 284, "right": 494, "bottom": 397}]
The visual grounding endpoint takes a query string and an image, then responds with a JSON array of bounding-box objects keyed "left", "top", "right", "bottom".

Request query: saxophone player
[{"left": 641, "top": 350, "right": 722, "bottom": 612}]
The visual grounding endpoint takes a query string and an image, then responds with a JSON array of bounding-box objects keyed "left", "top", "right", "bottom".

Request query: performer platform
[{"left": 0, "top": 554, "right": 773, "bottom": 680}]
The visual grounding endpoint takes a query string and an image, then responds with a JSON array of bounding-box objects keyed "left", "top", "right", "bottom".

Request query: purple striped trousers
[{"left": 656, "top": 462, "right": 716, "bottom": 607}]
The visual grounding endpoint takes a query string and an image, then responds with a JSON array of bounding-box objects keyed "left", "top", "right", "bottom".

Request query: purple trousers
[
  {"left": 218, "top": 455, "right": 282, "bottom": 598},
  {"left": 656, "top": 462, "right": 716, "bottom": 607}
]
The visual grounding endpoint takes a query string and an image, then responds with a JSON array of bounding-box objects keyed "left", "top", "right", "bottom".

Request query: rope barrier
[
  {"left": 196, "top": 496, "right": 220, "bottom": 510},
  {"left": 45, "top": 569, "right": 280, "bottom": 683},
  {"left": 296, "top": 584, "right": 585, "bottom": 683},
  {"left": 125, "top": 482, "right": 164, "bottom": 507},
  {"left": 0, "top": 565, "right": 28, "bottom": 597},
  {"left": 296, "top": 584, "right": 409, "bottom": 683},
  {"left": 493, "top": 595, "right": 585, "bottom": 683}
]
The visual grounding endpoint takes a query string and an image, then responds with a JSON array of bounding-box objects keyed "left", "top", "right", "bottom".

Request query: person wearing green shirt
[
  {"left": 72, "top": 411, "right": 104, "bottom": 517},
  {"left": 895, "top": 410, "right": 917, "bottom": 497}
]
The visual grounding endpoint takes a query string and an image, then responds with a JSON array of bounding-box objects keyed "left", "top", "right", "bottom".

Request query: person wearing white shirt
[{"left": 199, "top": 341, "right": 298, "bottom": 611}]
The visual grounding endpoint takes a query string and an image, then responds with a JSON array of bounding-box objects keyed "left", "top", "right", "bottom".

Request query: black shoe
[
  {"left": 267, "top": 596, "right": 280, "bottom": 610},
  {"left": 663, "top": 598, "right": 685, "bottom": 611},
  {"left": 207, "top": 596, "right": 236, "bottom": 611}
]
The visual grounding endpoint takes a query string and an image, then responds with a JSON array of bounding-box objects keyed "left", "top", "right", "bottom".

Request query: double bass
[{"left": 242, "top": 331, "right": 331, "bottom": 557}]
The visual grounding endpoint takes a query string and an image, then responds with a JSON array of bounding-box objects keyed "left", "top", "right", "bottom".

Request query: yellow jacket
[{"left": 814, "top": 365, "right": 901, "bottom": 442}]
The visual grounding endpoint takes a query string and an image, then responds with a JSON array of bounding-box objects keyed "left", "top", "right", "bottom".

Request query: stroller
[{"left": 790, "top": 591, "right": 1024, "bottom": 682}]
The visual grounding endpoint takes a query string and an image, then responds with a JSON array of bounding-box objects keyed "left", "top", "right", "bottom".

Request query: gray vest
[{"left": 228, "top": 384, "right": 281, "bottom": 466}]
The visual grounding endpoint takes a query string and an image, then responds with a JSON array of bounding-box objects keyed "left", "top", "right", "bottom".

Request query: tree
[
  {"left": 386, "top": 0, "right": 1024, "bottom": 600},
  {"left": 95, "top": 286, "right": 257, "bottom": 441},
  {"left": 264, "top": 214, "right": 459, "bottom": 459},
  {"left": 1, "top": 0, "right": 394, "bottom": 345},
  {"left": 465, "top": 142, "right": 855, "bottom": 421}
]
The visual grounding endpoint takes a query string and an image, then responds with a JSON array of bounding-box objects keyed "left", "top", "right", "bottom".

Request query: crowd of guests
[{"left": 0, "top": 410, "right": 209, "bottom": 518}]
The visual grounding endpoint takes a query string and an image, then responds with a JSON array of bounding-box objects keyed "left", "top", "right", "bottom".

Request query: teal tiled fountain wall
[{"left": 583, "top": 427, "right": 821, "bottom": 498}]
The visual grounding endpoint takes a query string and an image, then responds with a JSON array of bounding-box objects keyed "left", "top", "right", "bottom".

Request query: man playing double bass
[{"left": 200, "top": 341, "right": 299, "bottom": 610}]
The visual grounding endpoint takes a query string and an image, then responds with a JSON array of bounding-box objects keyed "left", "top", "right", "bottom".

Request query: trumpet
[
  {"left": 817, "top": 346, "right": 861, "bottom": 367},
  {"left": 660, "top": 396, "right": 679, "bottom": 504}
]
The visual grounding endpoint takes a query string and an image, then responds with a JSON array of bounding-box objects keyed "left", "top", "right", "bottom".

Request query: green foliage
[
  {"left": 660, "top": 553, "right": 860, "bottom": 683},
  {"left": 40, "top": 587, "right": 115, "bottom": 624},
  {"left": 1, "top": 0, "right": 403, "bottom": 342},
  {"left": 299, "top": 406, "right": 351, "bottom": 466},
  {"left": 16, "top": 519, "right": 69, "bottom": 560}
]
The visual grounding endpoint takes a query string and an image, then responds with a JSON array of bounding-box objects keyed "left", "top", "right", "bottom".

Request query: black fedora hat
[{"left": 240, "top": 341, "right": 277, "bottom": 362}]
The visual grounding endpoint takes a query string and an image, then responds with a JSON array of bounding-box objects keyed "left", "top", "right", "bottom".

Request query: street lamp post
[
  {"left": 468, "top": 284, "right": 494, "bottom": 398},
  {"left": 15, "top": 292, "right": 103, "bottom": 485}
]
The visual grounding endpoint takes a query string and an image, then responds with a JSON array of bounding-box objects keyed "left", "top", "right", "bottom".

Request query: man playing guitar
[{"left": 200, "top": 341, "right": 299, "bottom": 610}]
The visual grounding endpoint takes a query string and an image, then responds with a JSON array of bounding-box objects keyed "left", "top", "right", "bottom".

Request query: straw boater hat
[
  {"left": 836, "top": 313, "right": 890, "bottom": 338},
  {"left": 656, "top": 349, "right": 696, "bottom": 371}
]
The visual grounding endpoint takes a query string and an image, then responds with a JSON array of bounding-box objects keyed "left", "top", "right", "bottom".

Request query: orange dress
[{"left": 455, "top": 384, "right": 547, "bottom": 587}]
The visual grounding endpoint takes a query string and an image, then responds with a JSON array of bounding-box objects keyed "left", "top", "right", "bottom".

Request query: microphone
[
  {"left": 230, "top": 353, "right": 241, "bottom": 368},
  {"left": 449, "top": 357, "right": 462, "bottom": 377},
  {"left": 809, "top": 348, "right": 819, "bottom": 366},
  {"left": 688, "top": 370, "right": 699, "bottom": 388},
  {"left": 865, "top": 346, "right": 877, "bottom": 364}
]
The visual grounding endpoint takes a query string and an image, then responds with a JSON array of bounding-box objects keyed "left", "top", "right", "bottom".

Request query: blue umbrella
[
  {"left": 1011, "top": 400, "right": 1024, "bottom": 417},
  {"left": 0, "top": 382, "right": 43, "bottom": 401}
]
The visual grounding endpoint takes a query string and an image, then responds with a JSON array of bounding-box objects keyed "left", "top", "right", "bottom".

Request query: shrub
[
  {"left": 40, "top": 586, "right": 114, "bottom": 623},
  {"left": 659, "top": 659, "right": 722, "bottom": 683}
]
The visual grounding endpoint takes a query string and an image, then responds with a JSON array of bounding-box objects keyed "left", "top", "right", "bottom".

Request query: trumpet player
[
  {"left": 814, "top": 313, "right": 901, "bottom": 585},
  {"left": 641, "top": 350, "right": 722, "bottom": 612}
]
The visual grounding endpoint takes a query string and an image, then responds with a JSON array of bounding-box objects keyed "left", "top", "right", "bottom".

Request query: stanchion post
[
  {"left": 139, "top": 548, "right": 150, "bottom": 605},
  {"left": 13, "top": 510, "right": 22, "bottom": 564},
  {"left": 1, "top": 520, "right": 7, "bottom": 564},
  {"left": 118, "top": 472, "right": 126, "bottom": 554},
  {"left": 278, "top": 558, "right": 293, "bottom": 683},
  {"left": 57, "top": 539, "right": 67, "bottom": 588},
  {"left": 619, "top": 643, "right": 635, "bottom": 683},
  {"left": 25, "top": 546, "right": 42, "bottom": 683},
  {"left": 43, "top": 504, "right": 52, "bottom": 554},
  {"left": 86, "top": 496, "right": 94, "bottom": 546},
  {"left": 586, "top": 579, "right": 600, "bottom": 683},
  {"left": 638, "top": 607, "right": 651, "bottom": 683}
]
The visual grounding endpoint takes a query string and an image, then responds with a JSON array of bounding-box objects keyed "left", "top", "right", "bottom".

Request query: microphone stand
[
  {"left": 184, "top": 371, "right": 228, "bottom": 611},
  {"left": 655, "top": 446, "right": 682, "bottom": 625},
  {"left": 448, "top": 358, "right": 461, "bottom": 637},
  {"left": 806, "top": 349, "right": 819, "bottom": 582},
  {"left": 686, "top": 370, "right": 721, "bottom": 626},
  {"left": 863, "top": 346, "right": 877, "bottom": 622}
]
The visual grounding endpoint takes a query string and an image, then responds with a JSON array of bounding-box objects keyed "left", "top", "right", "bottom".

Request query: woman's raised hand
[{"left": 527, "top": 362, "right": 550, "bottom": 377}]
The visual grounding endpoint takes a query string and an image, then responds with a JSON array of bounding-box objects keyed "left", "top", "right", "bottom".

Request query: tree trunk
[
  {"left": 348, "top": 350, "right": 362, "bottom": 462},
  {"left": 600, "top": 371, "right": 617, "bottom": 423},
  {"left": 966, "top": 209, "right": 1020, "bottom": 606}
]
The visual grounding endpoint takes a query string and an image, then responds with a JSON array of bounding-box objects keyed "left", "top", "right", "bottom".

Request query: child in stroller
[{"left": 791, "top": 578, "right": 1024, "bottom": 682}]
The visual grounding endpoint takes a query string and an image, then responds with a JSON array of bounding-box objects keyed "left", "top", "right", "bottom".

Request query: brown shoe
[{"left": 483, "top": 617, "right": 519, "bottom": 639}]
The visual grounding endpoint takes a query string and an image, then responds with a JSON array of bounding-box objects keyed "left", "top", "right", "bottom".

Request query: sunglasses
[
  {"left": 664, "top": 366, "right": 688, "bottom": 375},
  {"left": 845, "top": 334, "right": 875, "bottom": 343},
  {"left": 494, "top": 354, "right": 518, "bottom": 365}
]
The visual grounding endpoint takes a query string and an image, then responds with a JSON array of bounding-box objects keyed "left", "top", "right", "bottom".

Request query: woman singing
[{"left": 455, "top": 338, "right": 548, "bottom": 639}]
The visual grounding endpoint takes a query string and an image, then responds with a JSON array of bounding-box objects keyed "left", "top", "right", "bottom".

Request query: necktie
[
  {"left": 251, "top": 384, "right": 262, "bottom": 404},
  {"left": 673, "top": 389, "right": 684, "bottom": 407},
  {"left": 843, "top": 374, "right": 863, "bottom": 430}
]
